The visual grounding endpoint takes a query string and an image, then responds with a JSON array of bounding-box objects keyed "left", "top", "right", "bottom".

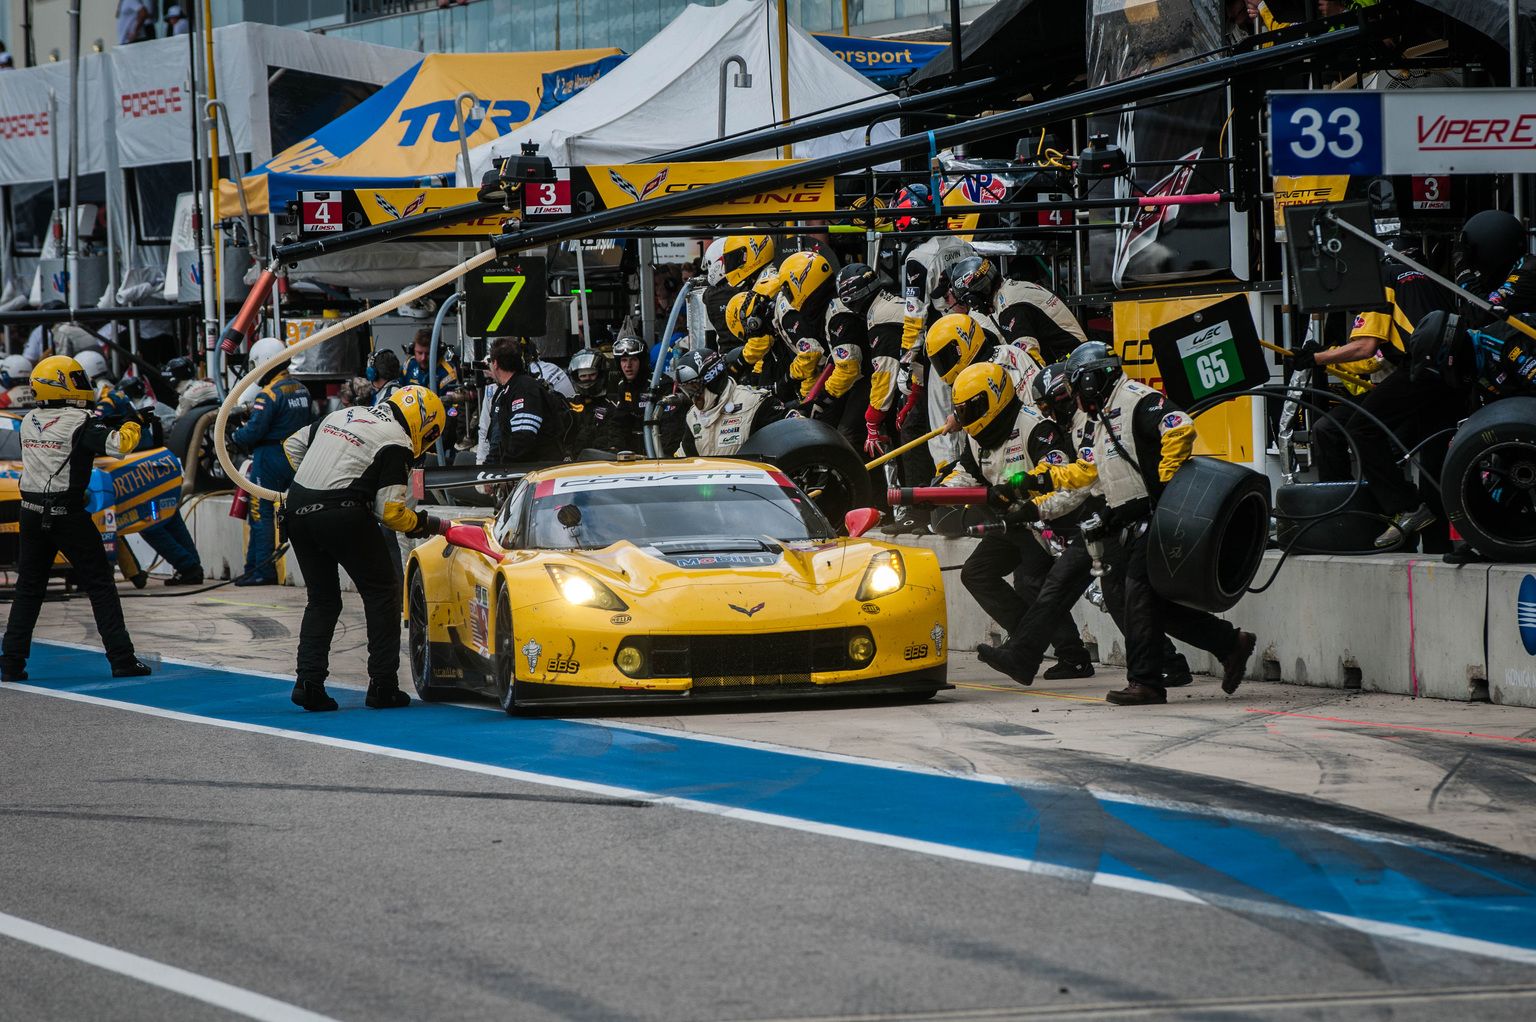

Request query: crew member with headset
[
  {"left": 830, "top": 264, "right": 906, "bottom": 460},
  {"left": 232, "top": 337, "right": 313, "bottom": 587},
  {"left": 1289, "top": 241, "right": 1456, "bottom": 549},
  {"left": 369, "top": 348, "right": 403, "bottom": 405},
  {"left": 937, "top": 361, "right": 1095, "bottom": 680},
  {"left": 1023, "top": 342, "right": 1255, "bottom": 706},
  {"left": 0, "top": 356, "right": 152, "bottom": 682},
  {"left": 670, "top": 348, "right": 794, "bottom": 457},
  {"left": 281, "top": 385, "right": 450, "bottom": 711},
  {"left": 488, "top": 337, "right": 568, "bottom": 463}
]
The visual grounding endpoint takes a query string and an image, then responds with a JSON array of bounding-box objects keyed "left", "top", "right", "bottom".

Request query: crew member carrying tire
[
  {"left": 231, "top": 337, "right": 313, "bottom": 587},
  {"left": 0, "top": 356, "right": 152, "bottom": 683},
  {"left": 670, "top": 349, "right": 794, "bottom": 457},
  {"left": 940, "top": 361, "right": 1094, "bottom": 681},
  {"left": 281, "top": 385, "right": 451, "bottom": 712},
  {"left": 1024, "top": 342, "right": 1256, "bottom": 706}
]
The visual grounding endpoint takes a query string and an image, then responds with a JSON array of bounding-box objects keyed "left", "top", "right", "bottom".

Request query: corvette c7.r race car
[{"left": 406, "top": 458, "right": 949, "bottom": 712}]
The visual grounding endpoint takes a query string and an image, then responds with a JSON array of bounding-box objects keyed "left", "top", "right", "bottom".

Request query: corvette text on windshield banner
[{"left": 295, "top": 161, "right": 834, "bottom": 239}]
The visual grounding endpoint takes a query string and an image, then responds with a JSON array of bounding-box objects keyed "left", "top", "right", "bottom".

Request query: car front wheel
[
  {"left": 408, "top": 570, "right": 453, "bottom": 702},
  {"left": 494, "top": 587, "right": 523, "bottom": 716}
]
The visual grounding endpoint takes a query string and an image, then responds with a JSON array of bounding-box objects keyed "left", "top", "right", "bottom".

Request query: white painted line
[
  {"left": 8, "top": 682, "right": 1536, "bottom": 968},
  {"left": 0, "top": 908, "right": 342, "bottom": 1022}
]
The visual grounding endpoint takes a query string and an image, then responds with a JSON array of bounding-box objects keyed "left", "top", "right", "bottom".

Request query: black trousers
[
  {"left": 288, "top": 506, "right": 402, "bottom": 687},
  {"left": 895, "top": 392, "right": 936, "bottom": 521},
  {"left": 1314, "top": 367, "right": 1459, "bottom": 515},
  {"left": 961, "top": 531, "right": 1088, "bottom": 663},
  {"left": 1000, "top": 534, "right": 1186, "bottom": 674},
  {"left": 2, "top": 507, "right": 135, "bottom": 671},
  {"left": 1100, "top": 525, "right": 1239, "bottom": 692}
]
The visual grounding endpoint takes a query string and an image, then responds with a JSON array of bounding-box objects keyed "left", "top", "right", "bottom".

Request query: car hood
[{"left": 545, "top": 538, "right": 880, "bottom": 595}]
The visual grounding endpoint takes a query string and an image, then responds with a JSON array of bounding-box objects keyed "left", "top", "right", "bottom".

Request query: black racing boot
[
  {"left": 111, "top": 658, "right": 153, "bottom": 678},
  {"left": 365, "top": 680, "right": 411, "bottom": 709},
  {"left": 1042, "top": 658, "right": 1094, "bottom": 681},
  {"left": 291, "top": 681, "right": 339, "bottom": 712},
  {"left": 0, "top": 659, "right": 27, "bottom": 683},
  {"left": 1163, "top": 652, "right": 1193, "bottom": 688},
  {"left": 164, "top": 567, "right": 205, "bottom": 586},
  {"left": 1105, "top": 682, "right": 1167, "bottom": 706},
  {"left": 977, "top": 644, "right": 1042, "bottom": 687},
  {"left": 1221, "top": 631, "right": 1257, "bottom": 695}
]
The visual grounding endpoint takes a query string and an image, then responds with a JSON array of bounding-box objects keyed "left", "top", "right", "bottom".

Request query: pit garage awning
[{"left": 222, "top": 47, "right": 622, "bottom": 216}]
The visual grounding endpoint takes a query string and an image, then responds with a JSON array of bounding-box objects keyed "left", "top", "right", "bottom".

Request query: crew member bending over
[{"left": 282, "top": 386, "right": 450, "bottom": 712}]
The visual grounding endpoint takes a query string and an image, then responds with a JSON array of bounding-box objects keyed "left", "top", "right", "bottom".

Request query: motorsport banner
[{"left": 295, "top": 161, "right": 835, "bottom": 238}]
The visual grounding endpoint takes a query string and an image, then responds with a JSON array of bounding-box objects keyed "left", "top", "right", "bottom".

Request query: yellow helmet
[
  {"left": 722, "top": 234, "right": 774, "bottom": 288},
  {"left": 386, "top": 385, "right": 447, "bottom": 457},
  {"left": 30, "top": 354, "right": 93, "bottom": 407},
  {"left": 751, "top": 264, "right": 780, "bottom": 298},
  {"left": 778, "top": 251, "right": 835, "bottom": 311},
  {"left": 953, "top": 362, "right": 1013, "bottom": 437},
  {"left": 725, "top": 292, "right": 751, "bottom": 341},
  {"left": 925, "top": 313, "right": 986, "bottom": 386}
]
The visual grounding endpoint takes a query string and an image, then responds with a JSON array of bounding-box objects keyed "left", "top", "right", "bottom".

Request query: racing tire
[
  {"left": 494, "top": 585, "right": 527, "bottom": 716},
  {"left": 1441, "top": 397, "right": 1536, "bottom": 562},
  {"left": 738, "top": 417, "right": 873, "bottom": 527},
  {"left": 1274, "top": 482, "right": 1387, "bottom": 554},
  {"left": 407, "top": 570, "right": 454, "bottom": 702},
  {"left": 1147, "top": 456, "right": 1271, "bottom": 614},
  {"left": 167, "top": 403, "right": 233, "bottom": 495}
]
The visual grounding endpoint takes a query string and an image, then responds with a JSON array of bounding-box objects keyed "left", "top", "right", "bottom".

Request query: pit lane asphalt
[{"left": 4, "top": 637, "right": 1536, "bottom": 1021}]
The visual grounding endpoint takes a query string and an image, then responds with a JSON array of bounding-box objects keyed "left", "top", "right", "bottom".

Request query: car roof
[{"left": 524, "top": 457, "right": 781, "bottom": 485}]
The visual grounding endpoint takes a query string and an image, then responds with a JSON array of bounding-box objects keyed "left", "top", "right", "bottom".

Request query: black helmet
[
  {"left": 1064, "top": 341, "right": 1122, "bottom": 416},
  {"left": 1407, "top": 309, "right": 1469, "bottom": 387},
  {"left": 668, "top": 348, "right": 730, "bottom": 410},
  {"left": 1460, "top": 210, "right": 1527, "bottom": 282},
  {"left": 1032, "top": 360, "right": 1075, "bottom": 422},
  {"left": 949, "top": 256, "right": 999, "bottom": 311},
  {"left": 163, "top": 356, "right": 198, "bottom": 381},
  {"left": 836, "top": 262, "right": 882, "bottom": 311},
  {"left": 567, "top": 348, "right": 610, "bottom": 398}
]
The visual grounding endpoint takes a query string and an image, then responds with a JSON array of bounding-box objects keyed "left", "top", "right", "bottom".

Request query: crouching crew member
[
  {"left": 1024, "top": 343, "right": 1255, "bottom": 706},
  {"left": 281, "top": 386, "right": 450, "bottom": 712},
  {"left": 0, "top": 357, "right": 151, "bottom": 682},
  {"left": 940, "top": 362, "right": 1093, "bottom": 677},
  {"left": 670, "top": 349, "right": 794, "bottom": 456}
]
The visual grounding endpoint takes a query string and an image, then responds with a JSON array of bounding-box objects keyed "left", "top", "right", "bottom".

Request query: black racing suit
[
  {"left": 283, "top": 405, "right": 446, "bottom": 690},
  {"left": 1, "top": 406, "right": 142, "bottom": 675}
]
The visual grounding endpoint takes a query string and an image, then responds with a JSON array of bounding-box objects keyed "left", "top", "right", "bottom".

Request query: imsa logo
[{"left": 904, "top": 643, "right": 930, "bottom": 661}]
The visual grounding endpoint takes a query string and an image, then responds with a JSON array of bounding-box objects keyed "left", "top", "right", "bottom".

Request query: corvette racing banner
[{"left": 295, "top": 161, "right": 835, "bottom": 238}]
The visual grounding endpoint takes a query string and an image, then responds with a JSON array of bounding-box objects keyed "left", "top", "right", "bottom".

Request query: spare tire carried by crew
[
  {"left": 1147, "top": 456, "right": 1271, "bottom": 614},
  {"left": 167, "top": 402, "right": 235, "bottom": 494},
  {"left": 1274, "top": 481, "right": 1387, "bottom": 554},
  {"left": 739, "top": 417, "right": 873, "bottom": 528},
  {"left": 1441, "top": 396, "right": 1536, "bottom": 562}
]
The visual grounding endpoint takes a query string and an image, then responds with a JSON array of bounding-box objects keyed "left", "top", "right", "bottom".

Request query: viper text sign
[{"left": 1270, "top": 89, "right": 1536, "bottom": 176}]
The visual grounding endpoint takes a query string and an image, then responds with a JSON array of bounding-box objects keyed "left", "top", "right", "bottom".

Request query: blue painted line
[{"left": 12, "top": 642, "right": 1536, "bottom": 957}]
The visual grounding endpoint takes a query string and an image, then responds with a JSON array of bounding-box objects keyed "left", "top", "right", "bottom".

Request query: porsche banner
[{"left": 295, "top": 161, "right": 835, "bottom": 239}]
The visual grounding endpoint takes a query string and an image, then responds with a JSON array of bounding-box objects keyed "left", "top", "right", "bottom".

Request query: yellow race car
[{"left": 406, "top": 457, "right": 949, "bottom": 712}]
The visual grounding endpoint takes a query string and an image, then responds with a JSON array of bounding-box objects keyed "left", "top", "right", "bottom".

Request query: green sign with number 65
[{"left": 1175, "top": 320, "right": 1244, "bottom": 400}]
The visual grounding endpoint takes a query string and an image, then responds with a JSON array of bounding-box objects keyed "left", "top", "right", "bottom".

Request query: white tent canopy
[{"left": 463, "top": 0, "right": 897, "bottom": 180}]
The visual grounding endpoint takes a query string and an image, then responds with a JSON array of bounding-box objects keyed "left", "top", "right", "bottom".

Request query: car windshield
[{"left": 526, "top": 468, "right": 834, "bottom": 550}]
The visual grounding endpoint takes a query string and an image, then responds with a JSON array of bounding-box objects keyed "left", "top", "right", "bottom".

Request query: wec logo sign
[{"left": 395, "top": 100, "right": 531, "bottom": 146}]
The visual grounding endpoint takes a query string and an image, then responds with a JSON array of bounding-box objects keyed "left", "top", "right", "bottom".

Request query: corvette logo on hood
[{"left": 728, "top": 602, "right": 765, "bottom": 617}]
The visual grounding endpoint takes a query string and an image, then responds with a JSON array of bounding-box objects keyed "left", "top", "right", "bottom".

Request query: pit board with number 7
[{"left": 1146, "top": 295, "right": 1270, "bottom": 409}]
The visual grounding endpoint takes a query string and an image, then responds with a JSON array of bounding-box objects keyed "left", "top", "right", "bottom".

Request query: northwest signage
[{"left": 1270, "top": 89, "right": 1536, "bottom": 176}]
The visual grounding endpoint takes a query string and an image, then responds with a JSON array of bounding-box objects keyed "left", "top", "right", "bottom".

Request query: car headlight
[
  {"left": 615, "top": 643, "right": 647, "bottom": 678},
  {"left": 546, "top": 564, "right": 628, "bottom": 611},
  {"left": 855, "top": 550, "right": 906, "bottom": 601}
]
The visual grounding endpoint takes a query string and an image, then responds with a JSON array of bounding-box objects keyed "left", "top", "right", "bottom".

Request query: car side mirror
[
  {"left": 844, "top": 508, "right": 882, "bottom": 538},
  {"left": 444, "top": 523, "right": 504, "bottom": 563}
]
